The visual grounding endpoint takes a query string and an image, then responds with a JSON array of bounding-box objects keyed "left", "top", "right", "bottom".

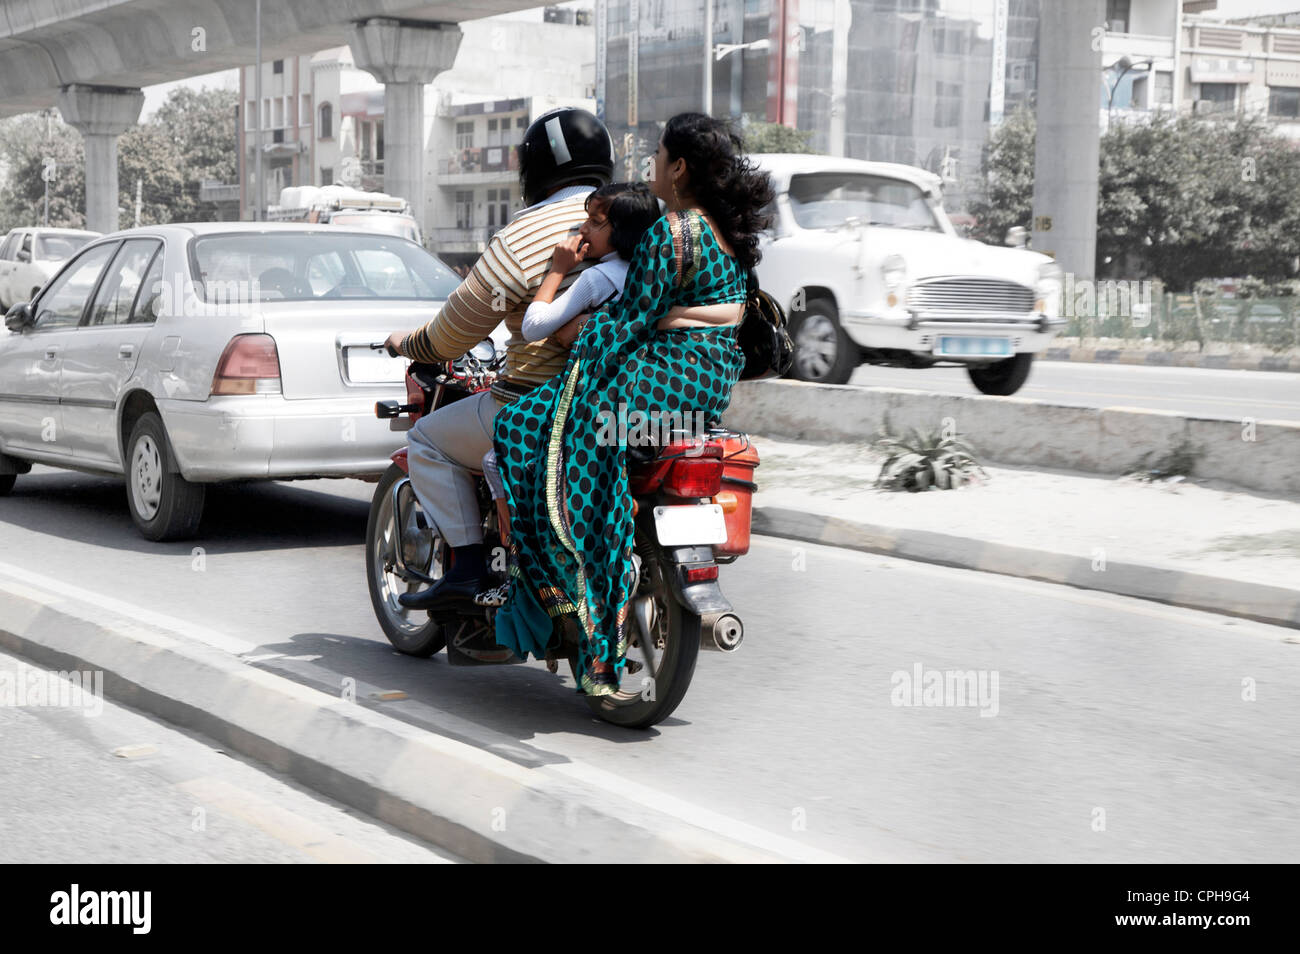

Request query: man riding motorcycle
[{"left": 382, "top": 107, "right": 616, "bottom": 609}]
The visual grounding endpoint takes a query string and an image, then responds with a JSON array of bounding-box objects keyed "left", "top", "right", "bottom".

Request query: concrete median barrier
[{"left": 723, "top": 380, "right": 1300, "bottom": 496}]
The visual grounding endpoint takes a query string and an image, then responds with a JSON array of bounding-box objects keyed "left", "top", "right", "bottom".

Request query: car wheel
[
  {"left": 967, "top": 352, "right": 1034, "bottom": 396},
  {"left": 788, "top": 299, "right": 857, "bottom": 384},
  {"left": 125, "top": 411, "right": 205, "bottom": 541},
  {"left": 0, "top": 474, "right": 14, "bottom": 496}
]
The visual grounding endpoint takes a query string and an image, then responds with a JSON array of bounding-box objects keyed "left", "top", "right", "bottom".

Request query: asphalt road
[
  {"left": 848, "top": 360, "right": 1300, "bottom": 423},
  {"left": 0, "top": 644, "right": 459, "bottom": 863},
  {"left": 1, "top": 467, "right": 1296, "bottom": 862}
]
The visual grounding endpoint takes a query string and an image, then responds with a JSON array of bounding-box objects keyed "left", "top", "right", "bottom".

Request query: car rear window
[
  {"left": 36, "top": 234, "right": 93, "bottom": 262},
  {"left": 190, "top": 231, "right": 460, "bottom": 303}
]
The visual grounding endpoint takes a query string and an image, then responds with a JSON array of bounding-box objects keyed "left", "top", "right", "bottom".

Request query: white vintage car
[
  {"left": 0, "top": 227, "right": 100, "bottom": 310},
  {"left": 752, "top": 154, "right": 1064, "bottom": 394}
]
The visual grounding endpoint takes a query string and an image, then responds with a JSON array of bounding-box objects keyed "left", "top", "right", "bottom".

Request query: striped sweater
[{"left": 400, "top": 191, "right": 595, "bottom": 404}]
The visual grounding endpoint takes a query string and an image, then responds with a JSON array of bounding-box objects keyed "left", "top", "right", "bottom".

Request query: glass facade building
[{"left": 599, "top": 0, "right": 1042, "bottom": 214}]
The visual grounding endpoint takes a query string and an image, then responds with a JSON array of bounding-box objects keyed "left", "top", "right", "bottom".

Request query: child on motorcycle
[{"left": 476, "top": 182, "right": 660, "bottom": 606}]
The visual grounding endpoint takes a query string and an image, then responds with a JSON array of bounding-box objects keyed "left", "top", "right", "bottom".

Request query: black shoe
[{"left": 398, "top": 575, "right": 482, "bottom": 610}]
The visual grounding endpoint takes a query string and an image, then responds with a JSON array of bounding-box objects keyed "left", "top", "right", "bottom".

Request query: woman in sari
[{"left": 491, "top": 112, "right": 775, "bottom": 695}]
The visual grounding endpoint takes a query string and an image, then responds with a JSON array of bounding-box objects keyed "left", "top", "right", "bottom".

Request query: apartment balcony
[
  {"left": 1101, "top": 31, "right": 1177, "bottom": 61},
  {"left": 438, "top": 146, "right": 519, "bottom": 186},
  {"left": 427, "top": 225, "right": 503, "bottom": 254}
]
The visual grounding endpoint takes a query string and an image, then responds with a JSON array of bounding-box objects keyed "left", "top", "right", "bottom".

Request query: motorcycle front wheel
[{"left": 365, "top": 463, "right": 447, "bottom": 657}]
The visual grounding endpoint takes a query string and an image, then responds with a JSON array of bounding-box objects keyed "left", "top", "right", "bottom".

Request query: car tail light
[
  {"left": 664, "top": 458, "right": 724, "bottom": 497},
  {"left": 212, "top": 334, "right": 281, "bottom": 395}
]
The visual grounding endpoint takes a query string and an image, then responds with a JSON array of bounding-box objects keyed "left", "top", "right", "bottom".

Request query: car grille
[{"left": 907, "top": 278, "right": 1035, "bottom": 316}]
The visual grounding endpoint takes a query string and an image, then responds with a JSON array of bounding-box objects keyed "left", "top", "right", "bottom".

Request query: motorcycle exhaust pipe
[{"left": 699, "top": 612, "right": 744, "bottom": 652}]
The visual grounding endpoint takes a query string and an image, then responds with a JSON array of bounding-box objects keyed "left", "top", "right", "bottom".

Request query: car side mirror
[
  {"left": 5, "top": 301, "right": 34, "bottom": 331},
  {"left": 1005, "top": 226, "right": 1029, "bottom": 248}
]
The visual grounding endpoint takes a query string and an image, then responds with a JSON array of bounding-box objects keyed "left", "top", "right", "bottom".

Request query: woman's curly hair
[{"left": 661, "top": 112, "right": 775, "bottom": 271}]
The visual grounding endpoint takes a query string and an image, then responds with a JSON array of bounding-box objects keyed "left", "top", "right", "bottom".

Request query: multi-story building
[
  {"left": 1097, "top": 1, "right": 1300, "bottom": 140},
  {"left": 597, "top": 0, "right": 1042, "bottom": 216},
  {"left": 1098, "top": 0, "right": 1182, "bottom": 128},
  {"left": 236, "top": 10, "right": 594, "bottom": 265},
  {"left": 1182, "top": 6, "right": 1300, "bottom": 139}
]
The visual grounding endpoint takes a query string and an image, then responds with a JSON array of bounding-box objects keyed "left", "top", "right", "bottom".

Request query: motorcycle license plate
[
  {"left": 653, "top": 504, "right": 728, "bottom": 546},
  {"left": 934, "top": 336, "right": 1013, "bottom": 358}
]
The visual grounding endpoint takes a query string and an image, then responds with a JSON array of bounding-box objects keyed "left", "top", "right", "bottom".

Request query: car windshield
[
  {"left": 787, "top": 173, "right": 942, "bottom": 232},
  {"left": 190, "top": 232, "right": 459, "bottom": 302},
  {"left": 36, "top": 234, "right": 92, "bottom": 262}
]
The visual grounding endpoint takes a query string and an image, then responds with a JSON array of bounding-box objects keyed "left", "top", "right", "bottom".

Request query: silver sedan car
[{"left": 0, "top": 223, "right": 462, "bottom": 540}]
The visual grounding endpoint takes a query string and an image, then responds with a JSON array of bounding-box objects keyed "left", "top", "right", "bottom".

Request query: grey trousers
[{"left": 406, "top": 389, "right": 506, "bottom": 547}]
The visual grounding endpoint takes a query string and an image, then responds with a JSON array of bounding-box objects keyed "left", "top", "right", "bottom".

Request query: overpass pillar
[
  {"left": 1030, "top": 0, "right": 1104, "bottom": 282},
  {"left": 347, "top": 19, "right": 463, "bottom": 235},
  {"left": 57, "top": 85, "right": 144, "bottom": 235}
]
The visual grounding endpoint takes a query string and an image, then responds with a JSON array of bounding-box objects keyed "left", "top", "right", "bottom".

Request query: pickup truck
[{"left": 751, "top": 154, "right": 1064, "bottom": 395}]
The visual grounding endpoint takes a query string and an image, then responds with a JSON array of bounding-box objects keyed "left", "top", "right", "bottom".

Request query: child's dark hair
[{"left": 586, "top": 182, "right": 661, "bottom": 260}]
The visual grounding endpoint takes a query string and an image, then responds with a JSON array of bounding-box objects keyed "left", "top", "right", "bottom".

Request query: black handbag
[{"left": 738, "top": 268, "right": 794, "bottom": 380}]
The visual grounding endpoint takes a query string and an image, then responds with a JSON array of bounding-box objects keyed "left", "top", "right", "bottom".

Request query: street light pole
[
  {"left": 254, "top": 0, "right": 263, "bottom": 221},
  {"left": 703, "top": 0, "right": 713, "bottom": 116},
  {"left": 1106, "top": 55, "right": 1153, "bottom": 122}
]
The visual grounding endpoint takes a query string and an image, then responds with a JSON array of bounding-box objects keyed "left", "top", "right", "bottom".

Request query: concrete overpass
[{"left": 0, "top": 0, "right": 540, "bottom": 232}]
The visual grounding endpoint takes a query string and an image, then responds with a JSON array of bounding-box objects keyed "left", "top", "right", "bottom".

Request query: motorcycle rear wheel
[
  {"left": 365, "top": 462, "right": 446, "bottom": 657},
  {"left": 571, "top": 587, "right": 701, "bottom": 729}
]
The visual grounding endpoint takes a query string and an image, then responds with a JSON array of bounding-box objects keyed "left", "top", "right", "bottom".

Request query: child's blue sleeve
[{"left": 521, "top": 268, "right": 615, "bottom": 342}]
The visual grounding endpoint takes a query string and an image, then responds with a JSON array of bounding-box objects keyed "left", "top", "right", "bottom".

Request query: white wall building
[{"left": 238, "top": 14, "right": 594, "bottom": 264}]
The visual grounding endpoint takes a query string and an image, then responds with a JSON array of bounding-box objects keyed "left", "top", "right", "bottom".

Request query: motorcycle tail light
[
  {"left": 664, "top": 458, "right": 724, "bottom": 497},
  {"left": 212, "top": 334, "right": 281, "bottom": 395},
  {"left": 683, "top": 565, "right": 719, "bottom": 583}
]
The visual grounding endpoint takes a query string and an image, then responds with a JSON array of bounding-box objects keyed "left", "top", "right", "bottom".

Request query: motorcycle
[{"left": 363, "top": 340, "right": 759, "bottom": 729}]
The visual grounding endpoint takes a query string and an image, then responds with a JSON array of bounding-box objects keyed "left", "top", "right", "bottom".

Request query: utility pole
[
  {"left": 134, "top": 177, "right": 143, "bottom": 227},
  {"left": 628, "top": 0, "right": 639, "bottom": 128},
  {"left": 42, "top": 109, "right": 52, "bottom": 227},
  {"left": 254, "top": 0, "right": 263, "bottom": 221},
  {"left": 703, "top": 0, "right": 713, "bottom": 116},
  {"left": 42, "top": 159, "right": 54, "bottom": 227}
]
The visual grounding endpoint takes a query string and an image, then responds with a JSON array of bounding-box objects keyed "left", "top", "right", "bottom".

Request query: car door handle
[
  {"left": 119, "top": 344, "right": 135, "bottom": 359},
  {"left": 44, "top": 349, "right": 57, "bottom": 360}
]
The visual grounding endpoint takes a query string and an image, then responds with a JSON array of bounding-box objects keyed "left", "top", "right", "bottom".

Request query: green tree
[
  {"left": 1099, "top": 112, "right": 1300, "bottom": 288},
  {"left": 743, "top": 120, "right": 817, "bottom": 154},
  {"left": 973, "top": 107, "right": 1300, "bottom": 290},
  {"left": 968, "top": 107, "right": 1035, "bottom": 246},
  {"left": 119, "top": 123, "right": 189, "bottom": 227},
  {"left": 0, "top": 113, "right": 86, "bottom": 232},
  {"left": 150, "top": 87, "right": 238, "bottom": 219}
]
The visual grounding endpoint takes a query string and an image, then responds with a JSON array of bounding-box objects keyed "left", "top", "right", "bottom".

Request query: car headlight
[{"left": 881, "top": 254, "right": 907, "bottom": 306}]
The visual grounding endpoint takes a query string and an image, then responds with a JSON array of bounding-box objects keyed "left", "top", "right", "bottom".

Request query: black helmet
[{"left": 517, "top": 107, "right": 615, "bottom": 206}]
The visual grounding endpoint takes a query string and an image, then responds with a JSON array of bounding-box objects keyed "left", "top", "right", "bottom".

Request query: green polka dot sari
[{"left": 492, "top": 209, "right": 747, "bottom": 693}]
